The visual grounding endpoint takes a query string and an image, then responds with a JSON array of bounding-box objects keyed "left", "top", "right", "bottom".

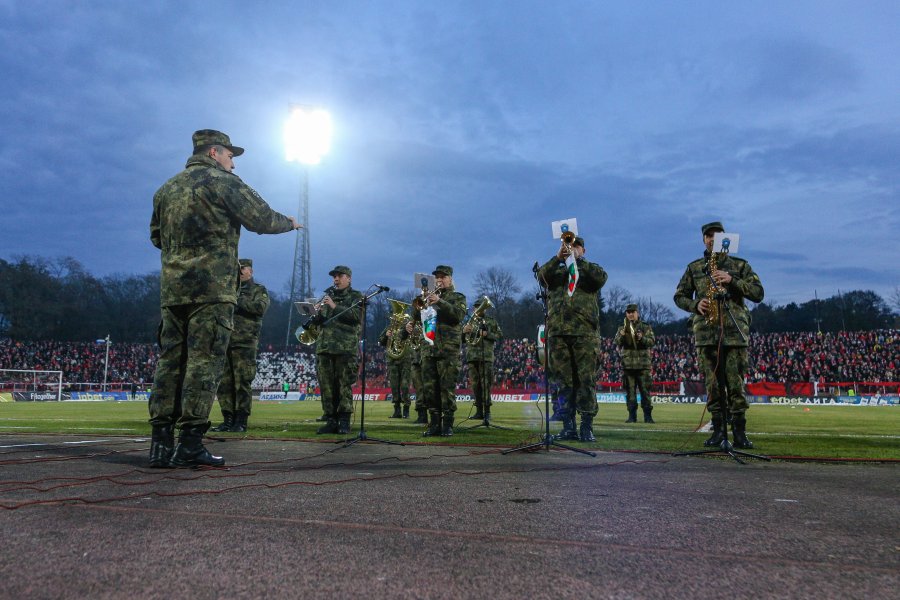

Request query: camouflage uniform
[
  {"left": 148, "top": 129, "right": 294, "bottom": 467},
  {"left": 313, "top": 278, "right": 362, "bottom": 431},
  {"left": 378, "top": 325, "right": 413, "bottom": 417},
  {"left": 410, "top": 345, "right": 426, "bottom": 423},
  {"left": 674, "top": 221, "right": 764, "bottom": 448},
  {"left": 613, "top": 310, "right": 656, "bottom": 422},
  {"left": 217, "top": 266, "right": 269, "bottom": 430},
  {"left": 538, "top": 243, "right": 607, "bottom": 441},
  {"left": 464, "top": 311, "right": 502, "bottom": 419}
]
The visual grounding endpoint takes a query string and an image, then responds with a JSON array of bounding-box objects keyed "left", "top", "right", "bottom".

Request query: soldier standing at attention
[
  {"left": 212, "top": 258, "right": 269, "bottom": 433},
  {"left": 614, "top": 303, "right": 656, "bottom": 423},
  {"left": 148, "top": 129, "right": 300, "bottom": 468},
  {"left": 313, "top": 266, "right": 363, "bottom": 435},
  {"left": 379, "top": 321, "right": 413, "bottom": 419},
  {"left": 538, "top": 236, "right": 607, "bottom": 442},
  {"left": 410, "top": 339, "right": 427, "bottom": 424},
  {"left": 463, "top": 297, "right": 502, "bottom": 422},
  {"left": 674, "top": 221, "right": 764, "bottom": 449},
  {"left": 408, "top": 265, "right": 467, "bottom": 437}
]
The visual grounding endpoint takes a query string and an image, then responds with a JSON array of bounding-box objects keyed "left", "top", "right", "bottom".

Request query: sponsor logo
[{"left": 652, "top": 395, "right": 706, "bottom": 404}]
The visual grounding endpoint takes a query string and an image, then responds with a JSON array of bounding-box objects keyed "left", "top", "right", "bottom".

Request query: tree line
[{"left": 1, "top": 257, "right": 896, "bottom": 346}]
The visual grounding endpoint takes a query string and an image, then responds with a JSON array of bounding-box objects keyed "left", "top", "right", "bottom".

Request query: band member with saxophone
[
  {"left": 464, "top": 297, "right": 502, "bottom": 422},
  {"left": 313, "top": 265, "right": 363, "bottom": 435},
  {"left": 378, "top": 301, "right": 413, "bottom": 419},
  {"left": 674, "top": 221, "right": 764, "bottom": 449},
  {"left": 614, "top": 303, "right": 656, "bottom": 424},
  {"left": 212, "top": 258, "right": 270, "bottom": 433},
  {"left": 406, "top": 265, "right": 467, "bottom": 436},
  {"left": 538, "top": 236, "right": 607, "bottom": 442}
]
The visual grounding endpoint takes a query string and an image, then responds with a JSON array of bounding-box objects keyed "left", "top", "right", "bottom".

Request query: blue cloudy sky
[{"left": 1, "top": 1, "right": 897, "bottom": 313}]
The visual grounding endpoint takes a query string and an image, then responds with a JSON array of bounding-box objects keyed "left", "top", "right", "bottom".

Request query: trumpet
[
  {"left": 294, "top": 287, "right": 335, "bottom": 345},
  {"left": 623, "top": 316, "right": 637, "bottom": 349},
  {"left": 412, "top": 282, "right": 440, "bottom": 310},
  {"left": 560, "top": 230, "right": 576, "bottom": 257}
]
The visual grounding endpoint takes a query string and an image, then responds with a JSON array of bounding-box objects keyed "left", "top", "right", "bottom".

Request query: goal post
[{"left": 0, "top": 369, "right": 64, "bottom": 401}]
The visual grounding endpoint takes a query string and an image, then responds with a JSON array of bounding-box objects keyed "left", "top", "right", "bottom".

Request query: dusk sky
[{"left": 1, "top": 1, "right": 897, "bottom": 315}]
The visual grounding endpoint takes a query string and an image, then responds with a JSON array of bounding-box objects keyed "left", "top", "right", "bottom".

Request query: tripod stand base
[
  {"left": 503, "top": 433, "right": 596, "bottom": 457},
  {"left": 337, "top": 430, "right": 405, "bottom": 448},
  {"left": 462, "top": 418, "right": 513, "bottom": 432},
  {"left": 674, "top": 439, "right": 769, "bottom": 464}
]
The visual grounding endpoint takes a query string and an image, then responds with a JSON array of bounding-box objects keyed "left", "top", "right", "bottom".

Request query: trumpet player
[
  {"left": 614, "top": 304, "right": 656, "bottom": 423},
  {"left": 464, "top": 297, "right": 502, "bottom": 422},
  {"left": 313, "top": 265, "right": 363, "bottom": 435},
  {"left": 407, "top": 265, "right": 467, "bottom": 436},
  {"left": 538, "top": 235, "right": 607, "bottom": 442}
]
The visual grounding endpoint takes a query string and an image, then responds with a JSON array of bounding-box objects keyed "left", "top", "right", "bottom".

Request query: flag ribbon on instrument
[
  {"left": 565, "top": 254, "right": 579, "bottom": 297},
  {"left": 421, "top": 306, "right": 437, "bottom": 345}
]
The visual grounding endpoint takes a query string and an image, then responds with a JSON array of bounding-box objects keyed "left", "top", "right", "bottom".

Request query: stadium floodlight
[{"left": 284, "top": 106, "right": 332, "bottom": 165}]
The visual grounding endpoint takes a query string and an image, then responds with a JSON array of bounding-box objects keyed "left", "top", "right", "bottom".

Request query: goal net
[{"left": 0, "top": 369, "right": 64, "bottom": 401}]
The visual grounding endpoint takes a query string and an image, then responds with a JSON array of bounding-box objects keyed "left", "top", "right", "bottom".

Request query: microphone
[{"left": 375, "top": 284, "right": 391, "bottom": 292}]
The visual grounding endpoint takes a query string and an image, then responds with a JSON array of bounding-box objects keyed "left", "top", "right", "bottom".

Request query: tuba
[
  {"left": 465, "top": 296, "right": 494, "bottom": 345},
  {"left": 385, "top": 299, "right": 412, "bottom": 360}
]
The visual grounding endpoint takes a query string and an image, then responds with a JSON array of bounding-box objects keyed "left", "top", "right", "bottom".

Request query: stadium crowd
[{"left": 1, "top": 329, "right": 896, "bottom": 390}]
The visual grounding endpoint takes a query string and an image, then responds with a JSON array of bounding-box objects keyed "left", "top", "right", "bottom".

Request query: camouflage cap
[
  {"left": 329, "top": 265, "right": 352, "bottom": 277},
  {"left": 192, "top": 129, "right": 245, "bottom": 156},
  {"left": 238, "top": 258, "right": 253, "bottom": 268},
  {"left": 573, "top": 236, "right": 585, "bottom": 248},
  {"left": 625, "top": 303, "right": 639, "bottom": 312},
  {"left": 701, "top": 221, "right": 725, "bottom": 236},
  {"left": 433, "top": 265, "right": 453, "bottom": 276}
]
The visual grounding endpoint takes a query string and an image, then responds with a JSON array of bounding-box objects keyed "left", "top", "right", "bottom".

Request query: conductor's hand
[
  {"left": 289, "top": 217, "right": 303, "bottom": 230},
  {"left": 697, "top": 298, "right": 710, "bottom": 316}
]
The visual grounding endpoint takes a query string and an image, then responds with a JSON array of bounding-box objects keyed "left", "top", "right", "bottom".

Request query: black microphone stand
[
  {"left": 335, "top": 286, "right": 403, "bottom": 449},
  {"left": 462, "top": 318, "right": 512, "bottom": 432},
  {"left": 504, "top": 261, "right": 594, "bottom": 457}
]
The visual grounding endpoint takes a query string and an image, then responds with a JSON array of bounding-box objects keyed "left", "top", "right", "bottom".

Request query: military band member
[
  {"left": 313, "top": 265, "right": 363, "bottom": 435},
  {"left": 464, "top": 298, "right": 502, "bottom": 422},
  {"left": 212, "top": 258, "right": 269, "bottom": 432},
  {"left": 674, "top": 221, "right": 764, "bottom": 449},
  {"left": 407, "top": 265, "right": 467, "bottom": 436},
  {"left": 410, "top": 343, "right": 427, "bottom": 424},
  {"left": 378, "top": 320, "right": 413, "bottom": 419},
  {"left": 614, "top": 304, "right": 656, "bottom": 423},
  {"left": 538, "top": 236, "right": 607, "bottom": 442}
]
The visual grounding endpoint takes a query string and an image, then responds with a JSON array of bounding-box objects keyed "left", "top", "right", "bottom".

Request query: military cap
[
  {"left": 239, "top": 258, "right": 253, "bottom": 268},
  {"left": 192, "top": 129, "right": 245, "bottom": 156},
  {"left": 573, "top": 236, "right": 585, "bottom": 248},
  {"left": 433, "top": 265, "right": 453, "bottom": 276},
  {"left": 625, "top": 303, "right": 639, "bottom": 312},
  {"left": 329, "top": 265, "right": 352, "bottom": 277},
  {"left": 701, "top": 221, "right": 725, "bottom": 236}
]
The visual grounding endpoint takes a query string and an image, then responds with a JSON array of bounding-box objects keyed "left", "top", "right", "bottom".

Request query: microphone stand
[
  {"left": 504, "top": 261, "right": 595, "bottom": 457},
  {"left": 463, "top": 319, "right": 512, "bottom": 432}
]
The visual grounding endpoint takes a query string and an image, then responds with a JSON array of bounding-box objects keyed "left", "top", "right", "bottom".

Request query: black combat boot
[
  {"left": 316, "top": 414, "right": 329, "bottom": 422},
  {"left": 732, "top": 414, "right": 754, "bottom": 449},
  {"left": 316, "top": 417, "right": 339, "bottom": 434},
  {"left": 414, "top": 408, "right": 428, "bottom": 424},
  {"left": 337, "top": 413, "right": 352, "bottom": 434},
  {"left": 625, "top": 406, "right": 637, "bottom": 423},
  {"left": 148, "top": 424, "right": 175, "bottom": 468},
  {"left": 472, "top": 405, "right": 484, "bottom": 420},
  {"left": 556, "top": 414, "right": 579, "bottom": 441},
  {"left": 643, "top": 406, "right": 655, "bottom": 424},
  {"left": 441, "top": 414, "right": 454, "bottom": 437},
  {"left": 422, "top": 412, "right": 442, "bottom": 437},
  {"left": 389, "top": 403, "right": 402, "bottom": 418},
  {"left": 169, "top": 424, "right": 225, "bottom": 467},
  {"left": 402, "top": 405, "right": 410, "bottom": 418},
  {"left": 704, "top": 414, "right": 726, "bottom": 447},
  {"left": 483, "top": 407, "right": 491, "bottom": 423},
  {"left": 579, "top": 413, "right": 596, "bottom": 442},
  {"left": 229, "top": 411, "right": 248, "bottom": 432},
  {"left": 210, "top": 411, "right": 234, "bottom": 432}
]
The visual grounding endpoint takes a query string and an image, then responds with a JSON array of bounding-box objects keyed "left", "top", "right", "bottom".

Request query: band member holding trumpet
[
  {"left": 312, "top": 265, "right": 363, "bottom": 435},
  {"left": 464, "top": 297, "right": 502, "bottom": 422},
  {"left": 407, "top": 265, "right": 467, "bottom": 436},
  {"left": 614, "top": 303, "right": 656, "bottom": 423},
  {"left": 538, "top": 235, "right": 607, "bottom": 442}
]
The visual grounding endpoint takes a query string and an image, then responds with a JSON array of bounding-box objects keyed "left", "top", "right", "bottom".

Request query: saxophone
[{"left": 704, "top": 252, "right": 723, "bottom": 326}]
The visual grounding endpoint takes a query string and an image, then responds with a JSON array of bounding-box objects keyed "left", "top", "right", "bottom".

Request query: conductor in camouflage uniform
[
  {"left": 538, "top": 236, "right": 608, "bottom": 442},
  {"left": 614, "top": 304, "right": 656, "bottom": 423},
  {"left": 148, "top": 129, "right": 300, "bottom": 468},
  {"left": 674, "top": 221, "right": 764, "bottom": 449},
  {"left": 408, "top": 265, "right": 467, "bottom": 437},
  {"left": 464, "top": 297, "right": 502, "bottom": 422},
  {"left": 378, "top": 320, "right": 413, "bottom": 419},
  {"left": 313, "top": 266, "right": 363, "bottom": 435},
  {"left": 212, "top": 258, "right": 269, "bottom": 433}
]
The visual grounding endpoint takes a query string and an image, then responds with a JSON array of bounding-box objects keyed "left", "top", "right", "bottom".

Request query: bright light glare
[{"left": 284, "top": 107, "right": 332, "bottom": 164}]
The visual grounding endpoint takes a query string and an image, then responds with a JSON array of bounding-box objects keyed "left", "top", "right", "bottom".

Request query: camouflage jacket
[
  {"left": 538, "top": 256, "right": 608, "bottom": 337},
  {"left": 464, "top": 314, "right": 502, "bottom": 363},
  {"left": 674, "top": 252, "right": 764, "bottom": 347},
  {"left": 412, "top": 287, "right": 467, "bottom": 358},
  {"left": 378, "top": 325, "right": 412, "bottom": 365},
  {"left": 230, "top": 279, "right": 270, "bottom": 348},
  {"left": 314, "top": 286, "right": 363, "bottom": 355},
  {"left": 613, "top": 320, "right": 655, "bottom": 370},
  {"left": 150, "top": 154, "right": 294, "bottom": 307}
]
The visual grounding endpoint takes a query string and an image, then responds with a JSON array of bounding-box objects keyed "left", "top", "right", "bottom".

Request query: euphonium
[
  {"left": 465, "top": 296, "right": 494, "bottom": 345},
  {"left": 385, "top": 299, "right": 412, "bottom": 360}
]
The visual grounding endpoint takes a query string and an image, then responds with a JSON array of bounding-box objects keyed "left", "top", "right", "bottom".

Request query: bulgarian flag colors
[
  {"left": 421, "top": 307, "right": 437, "bottom": 345},
  {"left": 565, "top": 254, "right": 579, "bottom": 297}
]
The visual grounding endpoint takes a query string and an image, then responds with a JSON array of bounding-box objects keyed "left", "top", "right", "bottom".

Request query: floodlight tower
[{"left": 284, "top": 105, "right": 332, "bottom": 347}]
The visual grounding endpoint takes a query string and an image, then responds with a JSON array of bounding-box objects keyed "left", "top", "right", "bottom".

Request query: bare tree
[
  {"left": 890, "top": 286, "right": 900, "bottom": 315},
  {"left": 635, "top": 296, "right": 676, "bottom": 325},
  {"left": 603, "top": 285, "right": 634, "bottom": 315},
  {"left": 472, "top": 267, "right": 522, "bottom": 307}
]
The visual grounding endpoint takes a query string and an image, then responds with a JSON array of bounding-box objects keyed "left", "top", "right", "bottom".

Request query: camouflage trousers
[
  {"left": 467, "top": 360, "right": 493, "bottom": 409},
  {"left": 411, "top": 361, "right": 425, "bottom": 411},
  {"left": 316, "top": 352, "right": 358, "bottom": 417},
  {"left": 149, "top": 302, "right": 234, "bottom": 429},
  {"left": 548, "top": 335, "right": 598, "bottom": 417},
  {"left": 622, "top": 368, "right": 653, "bottom": 410},
  {"left": 387, "top": 360, "right": 412, "bottom": 407},
  {"left": 698, "top": 345, "right": 749, "bottom": 416},
  {"left": 421, "top": 353, "right": 460, "bottom": 415},
  {"left": 218, "top": 345, "right": 258, "bottom": 414}
]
